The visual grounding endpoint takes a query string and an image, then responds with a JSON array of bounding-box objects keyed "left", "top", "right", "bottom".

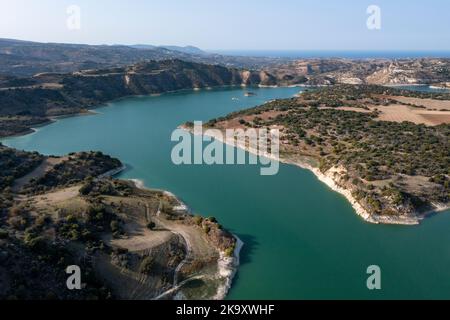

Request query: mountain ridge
[
  {"left": 0, "top": 59, "right": 279, "bottom": 137},
  {"left": 0, "top": 38, "right": 289, "bottom": 77}
]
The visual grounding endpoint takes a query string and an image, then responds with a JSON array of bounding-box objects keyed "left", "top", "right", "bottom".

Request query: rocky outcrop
[{"left": 266, "top": 58, "right": 450, "bottom": 86}]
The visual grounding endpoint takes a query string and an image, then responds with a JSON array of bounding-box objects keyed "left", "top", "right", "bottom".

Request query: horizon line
[{"left": 2, "top": 37, "right": 450, "bottom": 53}]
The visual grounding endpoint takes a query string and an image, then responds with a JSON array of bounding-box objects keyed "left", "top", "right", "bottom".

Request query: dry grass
[
  {"left": 419, "top": 114, "right": 450, "bottom": 125},
  {"left": 387, "top": 96, "right": 450, "bottom": 111},
  {"left": 372, "top": 104, "right": 450, "bottom": 125}
]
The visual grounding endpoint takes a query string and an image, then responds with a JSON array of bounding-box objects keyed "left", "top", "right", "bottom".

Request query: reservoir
[{"left": 2, "top": 86, "right": 450, "bottom": 299}]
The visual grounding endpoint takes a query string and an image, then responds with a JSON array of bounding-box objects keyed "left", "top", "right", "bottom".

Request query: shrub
[
  {"left": 0, "top": 228, "right": 8, "bottom": 239},
  {"left": 24, "top": 231, "right": 47, "bottom": 251},
  {"left": 110, "top": 220, "right": 120, "bottom": 233},
  {"left": 8, "top": 216, "right": 28, "bottom": 230},
  {"left": 224, "top": 245, "right": 235, "bottom": 257},
  {"left": 161, "top": 201, "right": 173, "bottom": 215},
  {"left": 66, "top": 215, "right": 78, "bottom": 224},
  {"left": 79, "top": 181, "right": 93, "bottom": 195},
  {"left": 35, "top": 215, "right": 52, "bottom": 227},
  {"left": 9, "top": 206, "right": 25, "bottom": 217},
  {"left": 139, "top": 256, "right": 155, "bottom": 274},
  {"left": 193, "top": 215, "right": 203, "bottom": 226}
]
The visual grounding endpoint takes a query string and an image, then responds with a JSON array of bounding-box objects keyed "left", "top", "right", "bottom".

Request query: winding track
[{"left": 145, "top": 202, "right": 199, "bottom": 300}]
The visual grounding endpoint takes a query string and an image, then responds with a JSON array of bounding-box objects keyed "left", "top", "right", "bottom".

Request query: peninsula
[
  {"left": 200, "top": 84, "right": 450, "bottom": 225},
  {"left": 0, "top": 144, "right": 238, "bottom": 299}
]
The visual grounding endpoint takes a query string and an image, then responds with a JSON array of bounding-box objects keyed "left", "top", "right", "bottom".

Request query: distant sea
[{"left": 211, "top": 50, "right": 450, "bottom": 59}]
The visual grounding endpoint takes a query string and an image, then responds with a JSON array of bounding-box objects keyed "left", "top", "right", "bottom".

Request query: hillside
[
  {"left": 0, "top": 59, "right": 279, "bottom": 137},
  {"left": 201, "top": 85, "right": 450, "bottom": 224},
  {"left": 0, "top": 144, "right": 237, "bottom": 299},
  {"left": 0, "top": 38, "right": 288, "bottom": 77}
]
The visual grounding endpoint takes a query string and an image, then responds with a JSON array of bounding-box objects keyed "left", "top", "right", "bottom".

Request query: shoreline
[
  {"left": 128, "top": 178, "right": 242, "bottom": 300},
  {"left": 186, "top": 126, "right": 378, "bottom": 224},
  {"left": 0, "top": 84, "right": 302, "bottom": 141},
  {"left": 0, "top": 111, "right": 99, "bottom": 142},
  {"left": 213, "top": 236, "right": 243, "bottom": 300},
  {"left": 1, "top": 82, "right": 446, "bottom": 142},
  {"left": 429, "top": 85, "right": 450, "bottom": 90},
  {"left": 184, "top": 126, "right": 447, "bottom": 226}
]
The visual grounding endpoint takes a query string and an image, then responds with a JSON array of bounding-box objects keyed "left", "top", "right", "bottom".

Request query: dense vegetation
[
  {"left": 300, "top": 84, "right": 450, "bottom": 104},
  {"left": 0, "top": 146, "right": 126, "bottom": 299},
  {"left": 22, "top": 151, "right": 122, "bottom": 195},
  {"left": 0, "top": 144, "right": 235, "bottom": 299},
  {"left": 0, "top": 144, "right": 43, "bottom": 211},
  {"left": 0, "top": 143, "right": 43, "bottom": 190},
  {"left": 0, "top": 179, "right": 134, "bottom": 299},
  {"left": 0, "top": 235, "right": 112, "bottom": 299}
]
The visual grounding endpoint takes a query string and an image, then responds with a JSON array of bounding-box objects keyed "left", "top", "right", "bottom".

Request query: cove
[{"left": 2, "top": 86, "right": 450, "bottom": 299}]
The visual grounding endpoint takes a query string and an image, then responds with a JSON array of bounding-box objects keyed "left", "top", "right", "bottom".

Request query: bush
[
  {"left": 35, "top": 215, "right": 52, "bottom": 227},
  {"left": 193, "top": 215, "right": 203, "bottom": 226},
  {"left": 0, "top": 228, "right": 8, "bottom": 239},
  {"left": 8, "top": 216, "right": 28, "bottom": 230},
  {"left": 139, "top": 256, "right": 155, "bottom": 274},
  {"left": 24, "top": 231, "right": 47, "bottom": 251},
  {"left": 161, "top": 201, "right": 173, "bottom": 215},
  {"left": 224, "top": 245, "right": 235, "bottom": 257},
  {"left": 146, "top": 222, "right": 156, "bottom": 230},
  {"left": 79, "top": 181, "right": 93, "bottom": 195},
  {"left": 66, "top": 215, "right": 78, "bottom": 224},
  {"left": 9, "top": 206, "right": 25, "bottom": 217},
  {"left": 110, "top": 220, "right": 120, "bottom": 233}
]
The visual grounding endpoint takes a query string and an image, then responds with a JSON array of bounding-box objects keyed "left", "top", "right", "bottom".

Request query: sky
[{"left": 0, "top": 0, "right": 449, "bottom": 51}]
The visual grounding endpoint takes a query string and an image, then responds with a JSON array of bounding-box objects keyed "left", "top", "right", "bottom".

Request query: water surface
[{"left": 3, "top": 86, "right": 450, "bottom": 299}]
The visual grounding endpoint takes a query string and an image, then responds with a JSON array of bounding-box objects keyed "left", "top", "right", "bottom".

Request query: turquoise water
[
  {"left": 395, "top": 85, "right": 450, "bottom": 93},
  {"left": 2, "top": 86, "right": 450, "bottom": 299}
]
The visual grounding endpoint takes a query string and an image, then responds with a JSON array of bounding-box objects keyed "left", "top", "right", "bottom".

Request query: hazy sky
[{"left": 1, "top": 0, "right": 449, "bottom": 50}]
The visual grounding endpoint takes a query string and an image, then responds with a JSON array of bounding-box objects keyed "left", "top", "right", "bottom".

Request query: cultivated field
[{"left": 371, "top": 104, "right": 450, "bottom": 126}]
